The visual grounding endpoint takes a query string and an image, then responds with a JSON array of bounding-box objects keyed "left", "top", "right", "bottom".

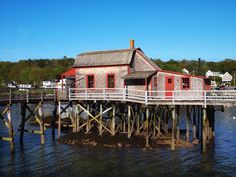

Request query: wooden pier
[{"left": 0, "top": 88, "right": 236, "bottom": 153}]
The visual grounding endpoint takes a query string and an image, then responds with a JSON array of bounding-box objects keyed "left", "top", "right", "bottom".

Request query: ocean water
[{"left": 0, "top": 104, "right": 236, "bottom": 177}]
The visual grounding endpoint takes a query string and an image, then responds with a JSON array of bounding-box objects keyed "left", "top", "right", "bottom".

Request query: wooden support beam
[
  {"left": 69, "top": 102, "right": 76, "bottom": 133},
  {"left": 176, "top": 106, "right": 180, "bottom": 141},
  {"left": 18, "top": 129, "right": 44, "bottom": 134},
  {"left": 136, "top": 110, "right": 140, "bottom": 135},
  {"left": 130, "top": 107, "right": 136, "bottom": 136},
  {"left": 38, "top": 103, "right": 45, "bottom": 144},
  {"left": 78, "top": 103, "right": 113, "bottom": 135},
  {"left": 7, "top": 106, "right": 15, "bottom": 153},
  {"left": 111, "top": 104, "right": 116, "bottom": 136},
  {"left": 75, "top": 104, "right": 80, "bottom": 132},
  {"left": 153, "top": 112, "right": 156, "bottom": 139},
  {"left": 122, "top": 113, "right": 126, "bottom": 132},
  {"left": 86, "top": 104, "right": 91, "bottom": 133},
  {"left": 145, "top": 107, "right": 150, "bottom": 147},
  {"left": 202, "top": 107, "right": 207, "bottom": 152},
  {"left": 197, "top": 106, "right": 201, "bottom": 139},
  {"left": 99, "top": 104, "right": 103, "bottom": 135},
  {"left": 186, "top": 105, "right": 190, "bottom": 142},
  {"left": 20, "top": 103, "right": 26, "bottom": 145},
  {"left": 0, "top": 107, "right": 10, "bottom": 128},
  {"left": 171, "top": 106, "right": 176, "bottom": 150},
  {"left": 52, "top": 101, "right": 57, "bottom": 139},
  {"left": 58, "top": 101, "right": 61, "bottom": 138},
  {"left": 192, "top": 106, "right": 197, "bottom": 140},
  {"left": 128, "top": 105, "right": 131, "bottom": 138},
  {"left": 164, "top": 108, "right": 168, "bottom": 134},
  {"left": 157, "top": 108, "right": 161, "bottom": 138}
]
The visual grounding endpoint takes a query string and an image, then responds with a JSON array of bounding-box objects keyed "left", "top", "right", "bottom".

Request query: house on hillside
[
  {"left": 182, "top": 68, "right": 190, "bottom": 74},
  {"left": 42, "top": 81, "right": 56, "bottom": 88},
  {"left": 221, "top": 72, "right": 232, "bottom": 84},
  {"left": 206, "top": 70, "right": 232, "bottom": 86},
  {"left": 61, "top": 40, "right": 211, "bottom": 98}
]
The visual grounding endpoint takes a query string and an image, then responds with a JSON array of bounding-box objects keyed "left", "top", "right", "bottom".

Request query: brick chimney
[{"left": 130, "top": 40, "right": 135, "bottom": 49}]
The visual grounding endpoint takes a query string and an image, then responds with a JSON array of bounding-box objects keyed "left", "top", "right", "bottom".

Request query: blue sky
[{"left": 0, "top": 0, "right": 236, "bottom": 61}]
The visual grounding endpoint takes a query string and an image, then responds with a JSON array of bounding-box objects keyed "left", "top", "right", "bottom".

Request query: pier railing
[
  {"left": 0, "top": 89, "right": 57, "bottom": 104},
  {"left": 69, "top": 88, "right": 236, "bottom": 106}
]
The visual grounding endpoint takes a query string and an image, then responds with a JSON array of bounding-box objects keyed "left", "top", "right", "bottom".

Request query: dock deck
[{"left": 69, "top": 88, "right": 236, "bottom": 106}]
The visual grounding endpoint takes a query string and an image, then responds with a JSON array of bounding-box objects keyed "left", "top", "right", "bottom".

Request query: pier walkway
[{"left": 69, "top": 88, "right": 236, "bottom": 107}]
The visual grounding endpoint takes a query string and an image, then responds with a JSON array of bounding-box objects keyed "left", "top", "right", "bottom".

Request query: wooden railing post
[
  {"left": 68, "top": 88, "right": 71, "bottom": 100},
  {"left": 54, "top": 89, "right": 56, "bottom": 101},
  {"left": 26, "top": 90, "right": 29, "bottom": 103},
  {"left": 85, "top": 89, "right": 88, "bottom": 99},
  {"left": 123, "top": 88, "right": 126, "bottom": 101},
  {"left": 9, "top": 89, "right": 12, "bottom": 105},
  {"left": 145, "top": 91, "right": 148, "bottom": 105},
  {"left": 204, "top": 91, "right": 206, "bottom": 107},
  {"left": 41, "top": 90, "right": 43, "bottom": 102},
  {"left": 172, "top": 91, "right": 175, "bottom": 104},
  {"left": 103, "top": 88, "right": 106, "bottom": 100}
]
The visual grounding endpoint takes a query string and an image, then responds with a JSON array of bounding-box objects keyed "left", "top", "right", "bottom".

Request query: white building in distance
[{"left": 205, "top": 70, "right": 232, "bottom": 84}]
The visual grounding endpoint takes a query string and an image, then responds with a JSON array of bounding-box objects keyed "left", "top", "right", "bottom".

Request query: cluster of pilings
[
  {"left": 0, "top": 101, "right": 216, "bottom": 153},
  {"left": 57, "top": 101, "right": 216, "bottom": 151}
]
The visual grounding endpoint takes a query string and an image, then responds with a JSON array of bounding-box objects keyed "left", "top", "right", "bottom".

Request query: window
[
  {"left": 87, "top": 75, "right": 95, "bottom": 88},
  {"left": 182, "top": 78, "right": 190, "bottom": 89},
  {"left": 168, "top": 78, "right": 172, "bottom": 83},
  {"left": 154, "top": 77, "right": 157, "bottom": 87},
  {"left": 107, "top": 74, "right": 115, "bottom": 88}
]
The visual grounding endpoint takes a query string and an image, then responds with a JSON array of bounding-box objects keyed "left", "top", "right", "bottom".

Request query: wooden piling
[
  {"left": 128, "top": 105, "right": 131, "bottom": 138},
  {"left": 7, "top": 106, "right": 15, "bottom": 153},
  {"left": 111, "top": 104, "right": 116, "bottom": 136},
  {"left": 197, "top": 106, "right": 201, "bottom": 139},
  {"left": 145, "top": 107, "right": 150, "bottom": 147},
  {"left": 76, "top": 104, "right": 80, "bottom": 132},
  {"left": 99, "top": 104, "right": 103, "bottom": 135},
  {"left": 20, "top": 103, "right": 26, "bottom": 145},
  {"left": 153, "top": 112, "right": 156, "bottom": 139},
  {"left": 192, "top": 106, "right": 197, "bottom": 140},
  {"left": 38, "top": 103, "right": 45, "bottom": 144},
  {"left": 176, "top": 106, "right": 180, "bottom": 141},
  {"left": 157, "top": 107, "right": 161, "bottom": 138},
  {"left": 122, "top": 113, "right": 126, "bottom": 132},
  {"left": 171, "top": 106, "right": 176, "bottom": 150},
  {"left": 58, "top": 101, "right": 61, "bottom": 138},
  {"left": 52, "top": 101, "right": 57, "bottom": 139},
  {"left": 136, "top": 109, "right": 140, "bottom": 135},
  {"left": 186, "top": 105, "right": 190, "bottom": 142},
  {"left": 86, "top": 104, "right": 90, "bottom": 133},
  {"left": 202, "top": 107, "right": 207, "bottom": 152}
]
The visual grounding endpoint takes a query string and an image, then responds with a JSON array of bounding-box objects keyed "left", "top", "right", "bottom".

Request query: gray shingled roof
[
  {"left": 122, "top": 71, "right": 157, "bottom": 79},
  {"left": 73, "top": 48, "right": 162, "bottom": 70},
  {"left": 73, "top": 48, "right": 135, "bottom": 67}
]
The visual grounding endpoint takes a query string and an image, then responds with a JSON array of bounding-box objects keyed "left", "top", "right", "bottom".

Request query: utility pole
[{"left": 198, "top": 58, "right": 201, "bottom": 76}]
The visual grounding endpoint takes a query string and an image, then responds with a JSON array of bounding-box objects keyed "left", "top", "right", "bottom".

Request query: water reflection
[{"left": 0, "top": 104, "right": 236, "bottom": 176}]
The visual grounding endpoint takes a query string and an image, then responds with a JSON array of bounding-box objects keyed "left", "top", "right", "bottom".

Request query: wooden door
[{"left": 165, "top": 76, "right": 174, "bottom": 98}]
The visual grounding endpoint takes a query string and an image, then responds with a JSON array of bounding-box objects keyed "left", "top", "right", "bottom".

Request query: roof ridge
[{"left": 78, "top": 48, "right": 139, "bottom": 56}]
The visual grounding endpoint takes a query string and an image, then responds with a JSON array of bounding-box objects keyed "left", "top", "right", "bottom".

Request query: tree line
[
  {"left": 0, "top": 57, "right": 235, "bottom": 87},
  {"left": 0, "top": 57, "right": 74, "bottom": 87}
]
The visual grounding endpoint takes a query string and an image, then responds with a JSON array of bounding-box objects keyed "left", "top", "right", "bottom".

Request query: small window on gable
[
  {"left": 168, "top": 78, "right": 172, "bottom": 83},
  {"left": 182, "top": 77, "right": 190, "bottom": 89},
  {"left": 87, "top": 75, "right": 95, "bottom": 88},
  {"left": 107, "top": 74, "right": 115, "bottom": 88}
]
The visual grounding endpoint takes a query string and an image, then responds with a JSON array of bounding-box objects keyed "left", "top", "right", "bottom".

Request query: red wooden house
[{"left": 61, "top": 40, "right": 211, "bottom": 97}]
